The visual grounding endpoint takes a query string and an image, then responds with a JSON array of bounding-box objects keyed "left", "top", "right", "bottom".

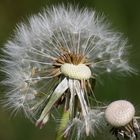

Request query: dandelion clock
[{"left": 1, "top": 5, "right": 135, "bottom": 139}]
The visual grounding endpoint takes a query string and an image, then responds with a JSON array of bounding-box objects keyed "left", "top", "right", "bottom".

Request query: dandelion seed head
[
  {"left": 105, "top": 100, "right": 135, "bottom": 127},
  {"left": 1, "top": 4, "right": 134, "bottom": 139}
]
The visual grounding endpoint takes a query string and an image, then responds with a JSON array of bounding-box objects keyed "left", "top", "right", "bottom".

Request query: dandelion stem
[{"left": 56, "top": 111, "right": 69, "bottom": 140}]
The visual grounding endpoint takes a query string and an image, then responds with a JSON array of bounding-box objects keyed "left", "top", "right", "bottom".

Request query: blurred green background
[{"left": 0, "top": 0, "right": 140, "bottom": 140}]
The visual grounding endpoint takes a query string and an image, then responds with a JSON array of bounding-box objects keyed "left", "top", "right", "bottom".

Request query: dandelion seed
[
  {"left": 1, "top": 5, "right": 134, "bottom": 139},
  {"left": 105, "top": 100, "right": 140, "bottom": 140}
]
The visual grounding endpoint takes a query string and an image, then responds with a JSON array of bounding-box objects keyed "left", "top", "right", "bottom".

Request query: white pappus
[{"left": 1, "top": 5, "right": 134, "bottom": 139}]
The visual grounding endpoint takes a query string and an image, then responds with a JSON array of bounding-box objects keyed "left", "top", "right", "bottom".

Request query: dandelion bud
[
  {"left": 105, "top": 100, "right": 140, "bottom": 140},
  {"left": 105, "top": 100, "right": 135, "bottom": 127}
]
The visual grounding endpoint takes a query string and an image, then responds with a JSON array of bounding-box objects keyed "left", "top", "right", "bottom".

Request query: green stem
[{"left": 56, "top": 110, "right": 69, "bottom": 140}]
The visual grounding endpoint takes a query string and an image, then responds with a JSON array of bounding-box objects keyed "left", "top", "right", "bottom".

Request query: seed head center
[{"left": 60, "top": 63, "right": 91, "bottom": 80}]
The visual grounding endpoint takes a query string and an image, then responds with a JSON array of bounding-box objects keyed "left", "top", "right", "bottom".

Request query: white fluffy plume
[{"left": 1, "top": 4, "right": 134, "bottom": 139}]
